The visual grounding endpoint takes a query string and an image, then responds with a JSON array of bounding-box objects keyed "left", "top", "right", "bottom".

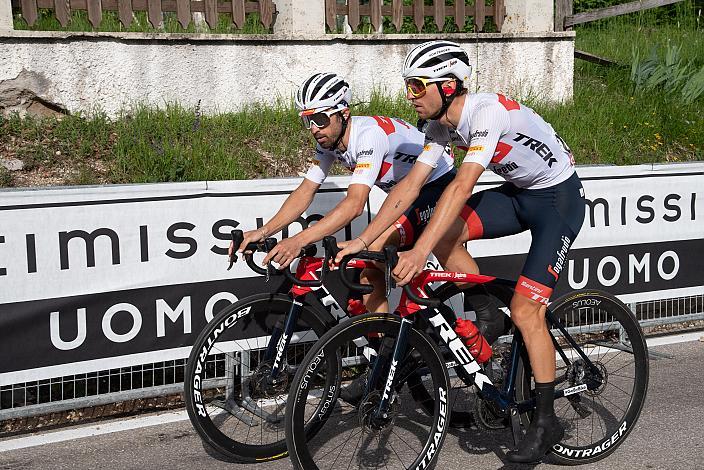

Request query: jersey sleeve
[
  {"left": 349, "top": 127, "right": 390, "bottom": 188},
  {"left": 416, "top": 120, "right": 451, "bottom": 169},
  {"left": 461, "top": 102, "right": 510, "bottom": 168},
  {"left": 304, "top": 146, "right": 335, "bottom": 185}
]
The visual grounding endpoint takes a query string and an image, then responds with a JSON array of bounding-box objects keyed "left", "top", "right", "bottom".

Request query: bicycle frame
[
  {"left": 262, "top": 256, "right": 370, "bottom": 380},
  {"left": 369, "top": 269, "right": 605, "bottom": 420}
]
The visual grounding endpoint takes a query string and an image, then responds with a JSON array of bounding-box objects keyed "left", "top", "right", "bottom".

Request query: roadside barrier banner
[{"left": 1, "top": 163, "right": 702, "bottom": 384}]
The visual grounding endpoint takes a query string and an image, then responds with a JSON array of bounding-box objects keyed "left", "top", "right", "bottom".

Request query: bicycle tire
[
  {"left": 515, "top": 289, "right": 649, "bottom": 465},
  {"left": 285, "top": 313, "right": 451, "bottom": 470},
  {"left": 184, "top": 292, "right": 334, "bottom": 463}
]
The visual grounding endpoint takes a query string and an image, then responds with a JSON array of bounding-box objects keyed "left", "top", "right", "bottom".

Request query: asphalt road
[{"left": 1, "top": 337, "right": 702, "bottom": 470}]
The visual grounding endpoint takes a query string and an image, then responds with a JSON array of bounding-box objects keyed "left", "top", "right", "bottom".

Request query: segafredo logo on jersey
[
  {"left": 548, "top": 235, "right": 572, "bottom": 281},
  {"left": 428, "top": 311, "right": 491, "bottom": 389},
  {"left": 492, "top": 161, "right": 518, "bottom": 176},
  {"left": 415, "top": 205, "right": 435, "bottom": 225},
  {"left": 553, "top": 421, "right": 628, "bottom": 459},
  {"left": 356, "top": 148, "right": 373, "bottom": 158},
  {"left": 470, "top": 129, "right": 489, "bottom": 140}
]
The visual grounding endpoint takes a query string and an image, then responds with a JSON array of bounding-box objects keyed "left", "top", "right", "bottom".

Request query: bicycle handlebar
[
  {"left": 229, "top": 230, "right": 322, "bottom": 286},
  {"left": 330, "top": 240, "right": 442, "bottom": 307}
]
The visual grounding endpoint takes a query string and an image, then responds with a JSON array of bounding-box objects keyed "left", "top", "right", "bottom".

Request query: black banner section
[
  {"left": 1, "top": 238, "right": 702, "bottom": 375},
  {"left": 475, "top": 238, "right": 704, "bottom": 298},
  {"left": 0, "top": 271, "right": 352, "bottom": 374}
]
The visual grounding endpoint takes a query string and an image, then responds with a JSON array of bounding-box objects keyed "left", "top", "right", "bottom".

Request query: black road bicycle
[
  {"left": 183, "top": 232, "right": 468, "bottom": 463},
  {"left": 285, "top": 244, "right": 649, "bottom": 469}
]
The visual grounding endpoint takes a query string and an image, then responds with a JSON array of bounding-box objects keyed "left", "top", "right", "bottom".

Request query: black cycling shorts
[
  {"left": 394, "top": 169, "right": 456, "bottom": 248},
  {"left": 460, "top": 172, "right": 586, "bottom": 304}
]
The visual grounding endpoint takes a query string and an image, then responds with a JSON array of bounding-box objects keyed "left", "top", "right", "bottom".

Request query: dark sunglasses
[{"left": 300, "top": 109, "right": 339, "bottom": 129}]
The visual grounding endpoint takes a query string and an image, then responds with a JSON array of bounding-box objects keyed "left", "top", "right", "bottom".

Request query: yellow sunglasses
[{"left": 404, "top": 77, "right": 449, "bottom": 98}]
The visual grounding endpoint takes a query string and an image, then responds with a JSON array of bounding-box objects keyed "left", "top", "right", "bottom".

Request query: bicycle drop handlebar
[
  {"left": 228, "top": 230, "right": 321, "bottom": 287},
  {"left": 329, "top": 239, "right": 442, "bottom": 308}
]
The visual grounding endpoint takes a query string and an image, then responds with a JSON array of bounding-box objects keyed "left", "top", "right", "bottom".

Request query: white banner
[{"left": 0, "top": 163, "right": 702, "bottom": 384}]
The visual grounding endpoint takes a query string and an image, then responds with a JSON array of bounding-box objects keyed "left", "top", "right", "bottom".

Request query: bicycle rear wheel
[
  {"left": 184, "top": 293, "right": 334, "bottom": 462},
  {"left": 515, "top": 289, "right": 649, "bottom": 465},
  {"left": 286, "top": 313, "right": 451, "bottom": 470}
]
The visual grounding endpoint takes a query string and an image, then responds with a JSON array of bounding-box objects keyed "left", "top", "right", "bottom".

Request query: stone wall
[{"left": 0, "top": 31, "right": 574, "bottom": 118}]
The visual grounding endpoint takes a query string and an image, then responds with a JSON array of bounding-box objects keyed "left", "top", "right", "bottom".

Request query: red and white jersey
[
  {"left": 418, "top": 93, "right": 575, "bottom": 189},
  {"left": 305, "top": 115, "right": 454, "bottom": 193}
]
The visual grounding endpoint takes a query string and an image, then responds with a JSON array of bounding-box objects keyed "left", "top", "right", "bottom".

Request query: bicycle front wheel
[
  {"left": 184, "top": 292, "right": 332, "bottom": 462},
  {"left": 516, "top": 289, "right": 649, "bottom": 465},
  {"left": 286, "top": 313, "right": 451, "bottom": 470}
]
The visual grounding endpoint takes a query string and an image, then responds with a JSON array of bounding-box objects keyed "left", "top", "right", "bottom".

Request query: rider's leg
[
  {"left": 360, "top": 225, "right": 401, "bottom": 313},
  {"left": 432, "top": 217, "right": 479, "bottom": 276},
  {"left": 506, "top": 291, "right": 563, "bottom": 463},
  {"left": 435, "top": 196, "right": 517, "bottom": 345},
  {"left": 506, "top": 175, "right": 585, "bottom": 463},
  {"left": 509, "top": 293, "right": 555, "bottom": 382}
]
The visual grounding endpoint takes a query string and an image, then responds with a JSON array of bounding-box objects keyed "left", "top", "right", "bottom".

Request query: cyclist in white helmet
[
  {"left": 337, "top": 41, "right": 586, "bottom": 463},
  {"left": 231, "top": 72, "right": 455, "bottom": 315}
]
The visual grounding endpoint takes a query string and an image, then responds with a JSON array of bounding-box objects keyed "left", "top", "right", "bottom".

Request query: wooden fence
[
  {"left": 555, "top": 0, "right": 685, "bottom": 31},
  {"left": 11, "top": 0, "right": 275, "bottom": 29},
  {"left": 326, "top": 0, "right": 506, "bottom": 33}
]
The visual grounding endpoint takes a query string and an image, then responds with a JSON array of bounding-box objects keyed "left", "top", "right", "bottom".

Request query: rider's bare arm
[
  {"left": 236, "top": 177, "right": 320, "bottom": 253},
  {"left": 354, "top": 160, "right": 434, "bottom": 245},
  {"left": 261, "top": 178, "right": 320, "bottom": 235},
  {"left": 293, "top": 183, "right": 371, "bottom": 245}
]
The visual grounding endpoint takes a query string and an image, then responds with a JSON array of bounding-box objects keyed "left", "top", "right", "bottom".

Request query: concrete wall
[
  {"left": 0, "top": 31, "right": 574, "bottom": 118},
  {"left": 0, "top": 0, "right": 12, "bottom": 31}
]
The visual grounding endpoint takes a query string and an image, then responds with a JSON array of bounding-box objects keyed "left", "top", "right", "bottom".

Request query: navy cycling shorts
[
  {"left": 394, "top": 169, "right": 456, "bottom": 248},
  {"left": 460, "top": 172, "right": 586, "bottom": 304}
]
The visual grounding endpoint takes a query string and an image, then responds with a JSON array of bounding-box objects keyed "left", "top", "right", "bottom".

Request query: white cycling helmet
[
  {"left": 402, "top": 40, "right": 472, "bottom": 88},
  {"left": 295, "top": 73, "right": 351, "bottom": 114}
]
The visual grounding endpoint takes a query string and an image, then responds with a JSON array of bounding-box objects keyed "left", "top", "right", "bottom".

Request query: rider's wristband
[{"left": 356, "top": 236, "right": 369, "bottom": 251}]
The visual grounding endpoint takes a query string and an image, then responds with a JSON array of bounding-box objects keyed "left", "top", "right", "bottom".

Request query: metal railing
[{"left": 1, "top": 292, "right": 702, "bottom": 421}]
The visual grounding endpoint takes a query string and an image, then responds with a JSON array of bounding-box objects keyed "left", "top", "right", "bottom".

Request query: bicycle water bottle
[{"left": 455, "top": 318, "right": 492, "bottom": 363}]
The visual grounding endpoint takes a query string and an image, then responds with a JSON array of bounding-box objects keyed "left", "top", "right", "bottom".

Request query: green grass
[
  {"left": 2, "top": 3, "right": 702, "bottom": 188},
  {"left": 12, "top": 9, "right": 271, "bottom": 34}
]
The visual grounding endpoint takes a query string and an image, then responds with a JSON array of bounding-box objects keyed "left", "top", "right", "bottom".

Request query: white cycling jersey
[
  {"left": 417, "top": 93, "right": 575, "bottom": 189},
  {"left": 305, "top": 115, "right": 454, "bottom": 193}
]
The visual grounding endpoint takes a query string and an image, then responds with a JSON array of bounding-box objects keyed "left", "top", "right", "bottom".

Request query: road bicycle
[
  {"left": 183, "top": 231, "right": 469, "bottom": 463},
  {"left": 284, "top": 244, "right": 649, "bottom": 469}
]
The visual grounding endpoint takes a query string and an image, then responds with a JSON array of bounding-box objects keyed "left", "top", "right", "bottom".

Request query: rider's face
[
  {"left": 310, "top": 111, "right": 344, "bottom": 150},
  {"left": 406, "top": 81, "right": 443, "bottom": 120}
]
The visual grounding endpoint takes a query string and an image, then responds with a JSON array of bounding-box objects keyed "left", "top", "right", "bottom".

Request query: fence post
[
  {"left": 502, "top": 0, "right": 554, "bottom": 32},
  {"left": 272, "top": 0, "right": 326, "bottom": 36},
  {"left": 555, "top": 0, "right": 573, "bottom": 31},
  {"left": 0, "top": 0, "right": 13, "bottom": 31}
]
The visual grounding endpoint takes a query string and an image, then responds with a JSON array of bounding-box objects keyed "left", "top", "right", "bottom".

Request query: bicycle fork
[
  {"left": 263, "top": 298, "right": 304, "bottom": 382},
  {"left": 367, "top": 318, "right": 412, "bottom": 422}
]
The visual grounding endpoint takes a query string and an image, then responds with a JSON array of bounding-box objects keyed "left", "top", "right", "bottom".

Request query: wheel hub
[
  {"left": 249, "top": 362, "right": 290, "bottom": 398},
  {"left": 567, "top": 359, "right": 608, "bottom": 396},
  {"left": 359, "top": 391, "right": 396, "bottom": 434}
]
